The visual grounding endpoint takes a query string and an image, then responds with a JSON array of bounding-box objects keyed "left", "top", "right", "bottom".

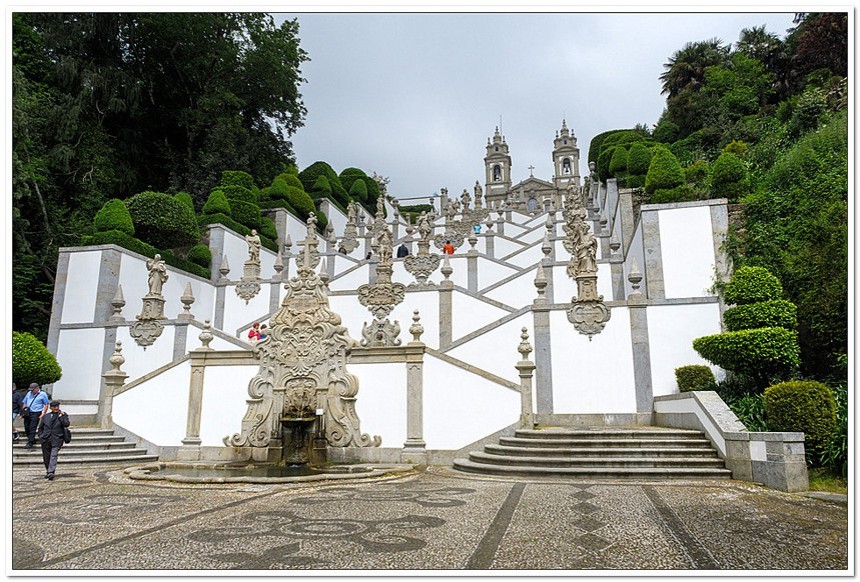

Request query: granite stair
[{"left": 12, "top": 427, "right": 158, "bottom": 466}]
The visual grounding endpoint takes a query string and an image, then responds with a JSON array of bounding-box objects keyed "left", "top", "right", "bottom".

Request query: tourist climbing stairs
[
  {"left": 12, "top": 426, "right": 159, "bottom": 467},
  {"left": 453, "top": 426, "right": 733, "bottom": 479}
]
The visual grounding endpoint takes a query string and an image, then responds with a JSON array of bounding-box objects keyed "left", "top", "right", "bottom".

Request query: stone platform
[{"left": 11, "top": 464, "right": 848, "bottom": 572}]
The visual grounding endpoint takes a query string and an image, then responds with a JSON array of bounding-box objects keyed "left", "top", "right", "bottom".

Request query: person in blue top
[{"left": 21, "top": 383, "right": 49, "bottom": 449}]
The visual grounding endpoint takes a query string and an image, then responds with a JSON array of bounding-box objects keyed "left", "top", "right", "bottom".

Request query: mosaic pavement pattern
[{"left": 11, "top": 465, "right": 848, "bottom": 572}]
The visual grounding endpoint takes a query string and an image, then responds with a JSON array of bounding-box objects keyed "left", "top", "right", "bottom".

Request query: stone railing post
[
  {"left": 100, "top": 341, "right": 128, "bottom": 429},
  {"left": 484, "top": 220, "right": 495, "bottom": 258},
  {"left": 401, "top": 310, "right": 427, "bottom": 464},
  {"left": 467, "top": 233, "right": 479, "bottom": 292},
  {"left": 532, "top": 264, "right": 553, "bottom": 414},
  {"left": 178, "top": 321, "right": 214, "bottom": 461},
  {"left": 515, "top": 328, "right": 536, "bottom": 428},
  {"left": 439, "top": 255, "right": 454, "bottom": 349}
]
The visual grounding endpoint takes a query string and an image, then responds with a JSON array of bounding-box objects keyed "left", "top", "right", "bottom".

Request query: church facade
[{"left": 483, "top": 120, "right": 582, "bottom": 212}]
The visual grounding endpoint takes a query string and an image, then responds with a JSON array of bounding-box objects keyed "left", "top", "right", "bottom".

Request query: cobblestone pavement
[{"left": 11, "top": 464, "right": 849, "bottom": 573}]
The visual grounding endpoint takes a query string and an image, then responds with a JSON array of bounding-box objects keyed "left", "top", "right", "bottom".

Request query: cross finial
[{"left": 528, "top": 164, "right": 535, "bottom": 177}]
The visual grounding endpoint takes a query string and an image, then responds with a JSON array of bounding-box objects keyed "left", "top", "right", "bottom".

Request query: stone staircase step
[
  {"left": 499, "top": 437, "right": 713, "bottom": 448},
  {"left": 12, "top": 426, "right": 158, "bottom": 467},
  {"left": 483, "top": 444, "right": 720, "bottom": 458},
  {"left": 468, "top": 450, "right": 728, "bottom": 468},
  {"left": 515, "top": 428, "right": 706, "bottom": 439},
  {"left": 452, "top": 458, "right": 733, "bottom": 479},
  {"left": 13, "top": 454, "right": 160, "bottom": 466}
]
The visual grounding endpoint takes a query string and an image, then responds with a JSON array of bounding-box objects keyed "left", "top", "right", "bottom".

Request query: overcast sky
[{"left": 276, "top": 11, "right": 797, "bottom": 202}]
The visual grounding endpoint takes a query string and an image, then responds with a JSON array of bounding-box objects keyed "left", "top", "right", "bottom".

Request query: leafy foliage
[
  {"left": 723, "top": 392, "right": 768, "bottom": 432},
  {"left": 259, "top": 216, "right": 279, "bottom": 242},
  {"left": 299, "top": 161, "right": 350, "bottom": 210},
  {"left": 196, "top": 215, "right": 277, "bottom": 253},
  {"left": 202, "top": 189, "right": 232, "bottom": 216},
  {"left": 819, "top": 382, "right": 847, "bottom": 476},
  {"left": 722, "top": 266, "right": 783, "bottom": 305},
  {"left": 81, "top": 230, "right": 211, "bottom": 278},
  {"left": 12, "top": 331, "right": 62, "bottom": 387},
  {"left": 644, "top": 146, "right": 684, "bottom": 195},
  {"left": 708, "top": 151, "right": 750, "bottom": 202},
  {"left": 608, "top": 146, "right": 628, "bottom": 177},
  {"left": 675, "top": 365, "right": 716, "bottom": 392},
  {"left": 186, "top": 244, "right": 212, "bottom": 268},
  {"left": 220, "top": 170, "right": 256, "bottom": 191},
  {"left": 723, "top": 300, "right": 797, "bottom": 332},
  {"left": 229, "top": 199, "right": 262, "bottom": 230},
  {"left": 764, "top": 380, "right": 836, "bottom": 460},
  {"left": 93, "top": 199, "right": 135, "bottom": 236},
  {"left": 693, "top": 327, "right": 800, "bottom": 387},
  {"left": 626, "top": 142, "right": 652, "bottom": 175},
  {"left": 125, "top": 191, "right": 200, "bottom": 249}
]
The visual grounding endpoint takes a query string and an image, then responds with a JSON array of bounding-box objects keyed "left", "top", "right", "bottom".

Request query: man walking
[
  {"left": 12, "top": 383, "right": 22, "bottom": 442},
  {"left": 21, "top": 383, "right": 49, "bottom": 449},
  {"left": 38, "top": 401, "right": 69, "bottom": 480}
]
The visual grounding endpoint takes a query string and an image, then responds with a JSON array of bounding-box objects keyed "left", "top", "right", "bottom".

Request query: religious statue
[
  {"left": 245, "top": 229, "right": 261, "bottom": 263},
  {"left": 576, "top": 227, "right": 598, "bottom": 274},
  {"left": 347, "top": 201, "right": 357, "bottom": 221},
  {"left": 417, "top": 211, "right": 432, "bottom": 243},
  {"left": 146, "top": 254, "right": 168, "bottom": 296},
  {"left": 460, "top": 188, "right": 471, "bottom": 210},
  {"left": 377, "top": 227, "right": 393, "bottom": 263}
]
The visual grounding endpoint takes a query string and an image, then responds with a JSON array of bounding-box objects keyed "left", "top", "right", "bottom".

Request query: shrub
[
  {"left": 723, "top": 300, "right": 797, "bottom": 332},
  {"left": 93, "top": 199, "right": 135, "bottom": 236},
  {"left": 220, "top": 170, "right": 255, "bottom": 191},
  {"left": 645, "top": 146, "right": 684, "bottom": 195},
  {"left": 597, "top": 146, "right": 616, "bottom": 181},
  {"left": 228, "top": 199, "right": 261, "bottom": 229},
  {"left": 650, "top": 184, "right": 696, "bottom": 204},
  {"left": 684, "top": 160, "right": 709, "bottom": 187},
  {"left": 274, "top": 172, "right": 304, "bottom": 191},
  {"left": 258, "top": 198, "right": 297, "bottom": 215},
  {"left": 125, "top": 191, "right": 200, "bottom": 249},
  {"left": 693, "top": 327, "right": 800, "bottom": 386},
  {"left": 626, "top": 142, "right": 652, "bottom": 175},
  {"left": 202, "top": 189, "right": 231, "bottom": 216},
  {"left": 608, "top": 146, "right": 629, "bottom": 177},
  {"left": 339, "top": 167, "right": 369, "bottom": 192},
  {"left": 286, "top": 185, "right": 316, "bottom": 219},
  {"left": 669, "top": 130, "right": 706, "bottom": 167},
  {"left": 186, "top": 244, "right": 212, "bottom": 268},
  {"left": 721, "top": 140, "right": 748, "bottom": 158},
  {"left": 723, "top": 266, "right": 783, "bottom": 305},
  {"left": 820, "top": 383, "right": 847, "bottom": 475},
  {"left": 675, "top": 365, "right": 716, "bottom": 392},
  {"left": 174, "top": 191, "right": 195, "bottom": 212},
  {"left": 787, "top": 88, "right": 827, "bottom": 137},
  {"left": 220, "top": 184, "right": 256, "bottom": 203},
  {"left": 708, "top": 151, "right": 750, "bottom": 202},
  {"left": 724, "top": 392, "right": 767, "bottom": 431},
  {"left": 764, "top": 380, "right": 837, "bottom": 459},
  {"left": 12, "top": 331, "right": 62, "bottom": 387},
  {"left": 81, "top": 230, "right": 211, "bottom": 279},
  {"left": 652, "top": 119, "right": 680, "bottom": 143},
  {"left": 259, "top": 216, "right": 278, "bottom": 241},
  {"left": 263, "top": 177, "right": 290, "bottom": 202},
  {"left": 299, "top": 161, "right": 350, "bottom": 209},
  {"left": 311, "top": 175, "right": 332, "bottom": 196},
  {"left": 197, "top": 214, "right": 278, "bottom": 253},
  {"left": 348, "top": 178, "right": 368, "bottom": 203}
]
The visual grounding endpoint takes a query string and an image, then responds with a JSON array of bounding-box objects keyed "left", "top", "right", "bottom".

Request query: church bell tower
[
  {"left": 552, "top": 119, "right": 581, "bottom": 190},
  {"left": 484, "top": 127, "right": 512, "bottom": 209}
]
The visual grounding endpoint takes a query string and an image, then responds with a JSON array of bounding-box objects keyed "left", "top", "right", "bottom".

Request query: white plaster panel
[
  {"left": 423, "top": 355, "right": 519, "bottom": 449},
  {"left": 116, "top": 253, "right": 151, "bottom": 323},
  {"left": 330, "top": 264, "right": 370, "bottom": 292},
  {"left": 199, "top": 364, "right": 259, "bottom": 446},
  {"left": 283, "top": 212, "right": 308, "bottom": 247},
  {"left": 114, "top": 325, "right": 177, "bottom": 383},
  {"left": 658, "top": 206, "right": 717, "bottom": 299},
  {"left": 646, "top": 303, "right": 724, "bottom": 396},
  {"left": 597, "top": 263, "right": 613, "bottom": 300},
  {"left": 445, "top": 256, "right": 468, "bottom": 288},
  {"left": 222, "top": 285, "right": 273, "bottom": 337},
  {"left": 390, "top": 260, "right": 414, "bottom": 286},
  {"left": 51, "top": 328, "right": 106, "bottom": 401},
  {"left": 113, "top": 360, "right": 189, "bottom": 446},
  {"left": 325, "top": 203, "right": 348, "bottom": 235},
  {"left": 483, "top": 268, "right": 538, "bottom": 307},
  {"left": 388, "top": 291, "right": 441, "bottom": 351},
  {"left": 550, "top": 308, "right": 637, "bottom": 414},
  {"left": 451, "top": 290, "right": 511, "bottom": 341},
  {"left": 503, "top": 244, "right": 543, "bottom": 269},
  {"left": 492, "top": 237, "right": 526, "bottom": 258},
  {"left": 351, "top": 362, "right": 407, "bottom": 448},
  {"left": 516, "top": 226, "right": 548, "bottom": 245},
  {"left": 503, "top": 222, "right": 529, "bottom": 237},
  {"left": 61, "top": 251, "right": 101, "bottom": 323},
  {"left": 329, "top": 254, "right": 361, "bottom": 278},
  {"left": 554, "top": 239, "right": 572, "bottom": 264},
  {"left": 652, "top": 397, "right": 727, "bottom": 456},
  {"left": 478, "top": 260, "right": 519, "bottom": 291},
  {"left": 445, "top": 312, "right": 531, "bottom": 382}
]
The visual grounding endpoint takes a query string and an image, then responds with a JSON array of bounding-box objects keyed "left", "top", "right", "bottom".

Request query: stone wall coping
[
  {"left": 724, "top": 431, "right": 806, "bottom": 442},
  {"left": 59, "top": 244, "right": 214, "bottom": 285},
  {"left": 640, "top": 198, "right": 729, "bottom": 212},
  {"left": 654, "top": 390, "right": 747, "bottom": 434}
]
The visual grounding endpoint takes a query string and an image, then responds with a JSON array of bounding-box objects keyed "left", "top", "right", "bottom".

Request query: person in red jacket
[
  {"left": 248, "top": 322, "right": 261, "bottom": 342},
  {"left": 442, "top": 240, "right": 455, "bottom": 255}
]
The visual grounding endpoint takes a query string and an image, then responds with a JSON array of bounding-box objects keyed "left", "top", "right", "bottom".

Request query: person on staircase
[
  {"left": 37, "top": 401, "right": 70, "bottom": 481},
  {"left": 12, "top": 383, "right": 22, "bottom": 443},
  {"left": 21, "top": 383, "right": 49, "bottom": 449}
]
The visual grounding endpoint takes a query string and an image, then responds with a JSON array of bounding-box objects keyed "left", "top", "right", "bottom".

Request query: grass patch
[{"left": 807, "top": 466, "right": 847, "bottom": 494}]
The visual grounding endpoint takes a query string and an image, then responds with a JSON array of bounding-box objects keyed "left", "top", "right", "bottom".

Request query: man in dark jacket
[
  {"left": 38, "top": 401, "right": 70, "bottom": 480},
  {"left": 396, "top": 243, "right": 409, "bottom": 258},
  {"left": 12, "top": 383, "right": 22, "bottom": 442}
]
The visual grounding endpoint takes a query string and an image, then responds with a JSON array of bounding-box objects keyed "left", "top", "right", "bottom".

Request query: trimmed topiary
[
  {"left": 263, "top": 177, "right": 290, "bottom": 202},
  {"left": 93, "top": 198, "right": 135, "bottom": 236},
  {"left": 286, "top": 185, "right": 316, "bottom": 220},
  {"left": 81, "top": 230, "right": 211, "bottom": 279},
  {"left": 310, "top": 175, "right": 332, "bottom": 197},
  {"left": 220, "top": 184, "right": 257, "bottom": 203},
  {"left": 259, "top": 216, "right": 278, "bottom": 241},
  {"left": 608, "top": 146, "right": 629, "bottom": 177},
  {"left": 277, "top": 173, "right": 304, "bottom": 191},
  {"left": 125, "top": 191, "right": 200, "bottom": 249},
  {"left": 597, "top": 146, "right": 616, "bottom": 181},
  {"left": 652, "top": 119, "right": 680, "bottom": 143},
  {"left": 348, "top": 178, "right": 368, "bottom": 203},
  {"left": 12, "top": 331, "right": 62, "bottom": 387},
  {"left": 684, "top": 160, "right": 709, "bottom": 186},
  {"left": 764, "top": 380, "right": 837, "bottom": 457},
  {"left": 202, "top": 189, "right": 231, "bottom": 216},
  {"left": 675, "top": 365, "right": 716, "bottom": 392},
  {"left": 174, "top": 191, "right": 195, "bottom": 212},
  {"left": 626, "top": 142, "right": 652, "bottom": 176},
  {"left": 723, "top": 266, "right": 783, "bottom": 305},
  {"left": 708, "top": 151, "right": 750, "bottom": 202},
  {"left": 299, "top": 161, "right": 350, "bottom": 209},
  {"left": 220, "top": 170, "right": 256, "bottom": 191},
  {"left": 723, "top": 300, "right": 798, "bottom": 332},
  {"left": 229, "top": 199, "right": 262, "bottom": 229},
  {"left": 693, "top": 327, "right": 800, "bottom": 385},
  {"left": 650, "top": 184, "right": 696, "bottom": 204},
  {"left": 197, "top": 214, "right": 278, "bottom": 253},
  {"left": 186, "top": 244, "right": 212, "bottom": 268},
  {"left": 645, "top": 146, "right": 684, "bottom": 195}
]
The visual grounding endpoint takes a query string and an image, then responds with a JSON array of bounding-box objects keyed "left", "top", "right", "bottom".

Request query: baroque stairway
[{"left": 12, "top": 426, "right": 158, "bottom": 467}]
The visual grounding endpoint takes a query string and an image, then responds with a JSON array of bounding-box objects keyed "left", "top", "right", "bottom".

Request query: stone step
[
  {"left": 452, "top": 458, "right": 734, "bottom": 479},
  {"left": 13, "top": 441, "right": 139, "bottom": 453},
  {"left": 484, "top": 443, "right": 720, "bottom": 458},
  {"left": 468, "top": 450, "right": 728, "bottom": 468},
  {"left": 13, "top": 453, "right": 160, "bottom": 466},
  {"left": 499, "top": 437, "right": 714, "bottom": 448},
  {"left": 12, "top": 426, "right": 158, "bottom": 468},
  {"left": 514, "top": 428, "right": 706, "bottom": 439}
]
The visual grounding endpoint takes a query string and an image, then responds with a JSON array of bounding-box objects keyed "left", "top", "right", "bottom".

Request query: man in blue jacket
[{"left": 21, "top": 383, "right": 49, "bottom": 448}]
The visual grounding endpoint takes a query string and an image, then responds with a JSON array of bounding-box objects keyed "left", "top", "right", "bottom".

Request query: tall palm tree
[{"left": 659, "top": 38, "right": 731, "bottom": 98}]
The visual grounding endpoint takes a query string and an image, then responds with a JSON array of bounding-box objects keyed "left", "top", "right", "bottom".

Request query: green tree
[
  {"left": 644, "top": 146, "right": 684, "bottom": 195},
  {"left": 659, "top": 38, "right": 731, "bottom": 99},
  {"left": 93, "top": 199, "right": 135, "bottom": 235},
  {"left": 708, "top": 151, "right": 750, "bottom": 201},
  {"left": 626, "top": 142, "right": 653, "bottom": 176},
  {"left": 12, "top": 331, "right": 62, "bottom": 387}
]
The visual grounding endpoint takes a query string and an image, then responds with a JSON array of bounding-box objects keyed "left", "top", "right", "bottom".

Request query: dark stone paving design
[{"left": 11, "top": 466, "right": 849, "bottom": 572}]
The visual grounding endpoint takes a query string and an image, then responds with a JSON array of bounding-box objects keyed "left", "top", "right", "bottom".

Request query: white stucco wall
[
  {"left": 351, "top": 362, "right": 407, "bottom": 448},
  {"left": 492, "top": 237, "right": 526, "bottom": 258},
  {"left": 451, "top": 291, "right": 511, "bottom": 341},
  {"left": 423, "top": 355, "right": 519, "bottom": 450},
  {"left": 646, "top": 302, "right": 723, "bottom": 396},
  {"left": 478, "top": 260, "right": 519, "bottom": 291},
  {"left": 51, "top": 328, "right": 106, "bottom": 401},
  {"left": 445, "top": 312, "right": 531, "bottom": 383},
  {"left": 61, "top": 251, "right": 101, "bottom": 323},
  {"left": 114, "top": 325, "right": 177, "bottom": 383},
  {"left": 222, "top": 284, "right": 273, "bottom": 337},
  {"left": 222, "top": 229, "right": 277, "bottom": 282},
  {"left": 516, "top": 225, "right": 548, "bottom": 245},
  {"left": 502, "top": 243, "right": 544, "bottom": 269},
  {"left": 550, "top": 308, "right": 637, "bottom": 413},
  {"left": 199, "top": 364, "right": 259, "bottom": 446},
  {"left": 658, "top": 206, "right": 717, "bottom": 299},
  {"left": 483, "top": 267, "right": 539, "bottom": 307},
  {"left": 113, "top": 360, "right": 190, "bottom": 446},
  {"left": 330, "top": 263, "right": 370, "bottom": 291}
]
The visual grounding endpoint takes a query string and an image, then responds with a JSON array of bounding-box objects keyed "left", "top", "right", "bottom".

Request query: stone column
[
  {"left": 532, "top": 264, "right": 553, "bottom": 414},
  {"left": 515, "top": 328, "right": 536, "bottom": 428},
  {"left": 94, "top": 248, "right": 123, "bottom": 323},
  {"left": 438, "top": 256, "right": 454, "bottom": 349},
  {"left": 627, "top": 265, "right": 653, "bottom": 413},
  {"left": 485, "top": 226, "right": 495, "bottom": 258},
  {"left": 401, "top": 311, "right": 427, "bottom": 464},
  {"left": 640, "top": 210, "right": 665, "bottom": 299},
  {"left": 609, "top": 235, "right": 625, "bottom": 301},
  {"left": 100, "top": 341, "right": 128, "bottom": 429},
  {"left": 213, "top": 256, "right": 230, "bottom": 330},
  {"left": 178, "top": 353, "right": 206, "bottom": 461},
  {"left": 540, "top": 233, "right": 554, "bottom": 304},
  {"left": 467, "top": 234, "right": 478, "bottom": 293}
]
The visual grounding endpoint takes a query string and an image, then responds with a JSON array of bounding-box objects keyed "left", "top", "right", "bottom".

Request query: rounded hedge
[
  {"left": 12, "top": 331, "right": 62, "bottom": 387},
  {"left": 299, "top": 161, "right": 350, "bottom": 209},
  {"left": 597, "top": 146, "right": 616, "bottom": 181},
  {"left": 229, "top": 199, "right": 262, "bottom": 229},
  {"left": 287, "top": 185, "right": 316, "bottom": 219},
  {"left": 684, "top": 160, "right": 709, "bottom": 186},
  {"left": 723, "top": 266, "right": 783, "bottom": 305},
  {"left": 259, "top": 216, "right": 278, "bottom": 241},
  {"left": 608, "top": 146, "right": 629, "bottom": 177},
  {"left": 186, "top": 244, "right": 212, "bottom": 268},
  {"left": 278, "top": 173, "right": 304, "bottom": 191},
  {"left": 692, "top": 327, "right": 800, "bottom": 382},
  {"left": 708, "top": 151, "right": 750, "bottom": 202},
  {"left": 723, "top": 300, "right": 798, "bottom": 332},
  {"left": 311, "top": 175, "right": 332, "bottom": 194},
  {"left": 221, "top": 170, "right": 255, "bottom": 191},
  {"left": 93, "top": 198, "right": 135, "bottom": 236},
  {"left": 626, "top": 142, "right": 652, "bottom": 175},
  {"left": 645, "top": 146, "right": 684, "bottom": 195},
  {"left": 202, "top": 189, "right": 231, "bottom": 216},
  {"left": 264, "top": 177, "right": 291, "bottom": 201},
  {"left": 220, "top": 184, "right": 257, "bottom": 203},
  {"left": 652, "top": 119, "right": 680, "bottom": 143},
  {"left": 650, "top": 184, "right": 696, "bottom": 204},
  {"left": 764, "top": 380, "right": 836, "bottom": 456},
  {"left": 675, "top": 365, "right": 716, "bottom": 392},
  {"left": 125, "top": 191, "right": 200, "bottom": 249},
  {"left": 174, "top": 191, "right": 195, "bottom": 212},
  {"left": 348, "top": 178, "right": 368, "bottom": 202}
]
